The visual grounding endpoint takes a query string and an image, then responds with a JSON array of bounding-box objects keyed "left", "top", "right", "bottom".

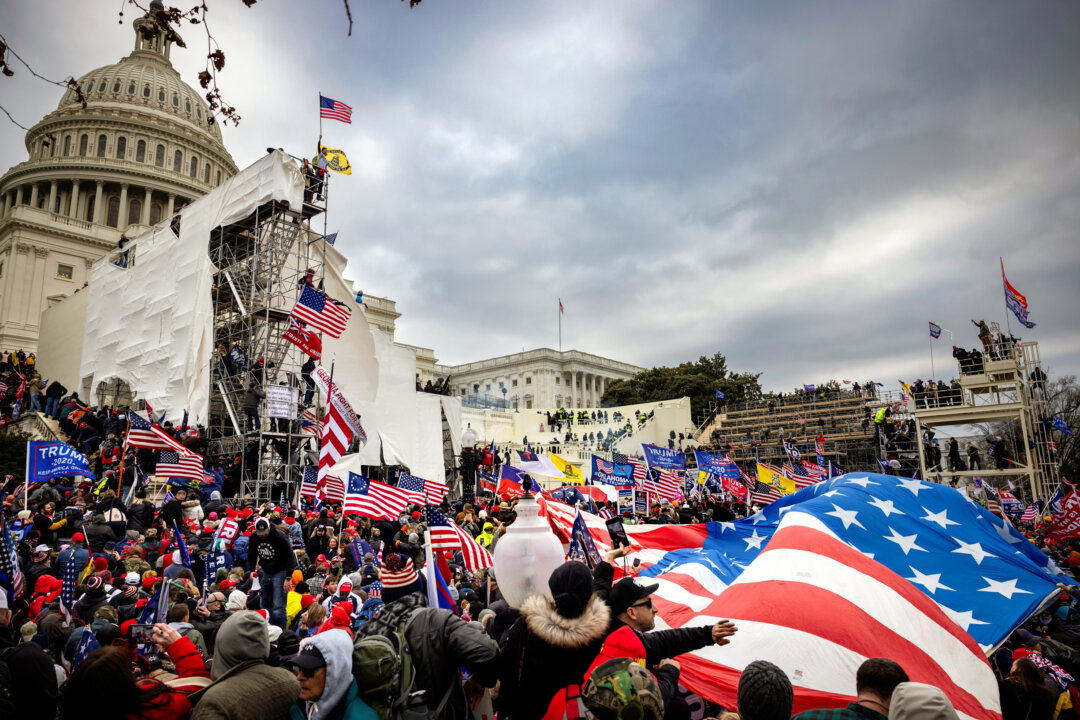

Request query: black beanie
[
  {"left": 548, "top": 561, "right": 594, "bottom": 618},
  {"left": 737, "top": 660, "right": 794, "bottom": 720}
]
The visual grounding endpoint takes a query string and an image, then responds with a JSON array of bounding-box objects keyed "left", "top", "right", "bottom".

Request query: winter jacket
[
  {"left": 181, "top": 499, "right": 204, "bottom": 524},
  {"left": 888, "top": 682, "right": 960, "bottom": 720},
  {"left": 356, "top": 592, "right": 500, "bottom": 720},
  {"left": 129, "top": 635, "right": 212, "bottom": 720},
  {"left": 250, "top": 527, "right": 297, "bottom": 574},
  {"left": 189, "top": 611, "right": 300, "bottom": 720},
  {"left": 497, "top": 593, "right": 611, "bottom": 720}
]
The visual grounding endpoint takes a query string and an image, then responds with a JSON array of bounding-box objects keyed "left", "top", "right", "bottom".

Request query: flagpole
[
  {"left": 24, "top": 439, "right": 30, "bottom": 507},
  {"left": 116, "top": 422, "right": 131, "bottom": 496},
  {"left": 558, "top": 298, "right": 562, "bottom": 352},
  {"left": 1000, "top": 257, "right": 1013, "bottom": 337},
  {"left": 929, "top": 333, "right": 936, "bottom": 387}
]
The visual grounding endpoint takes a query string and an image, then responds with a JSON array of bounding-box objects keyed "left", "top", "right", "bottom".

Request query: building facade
[
  {"left": 436, "top": 348, "right": 643, "bottom": 410},
  {"left": 0, "top": 2, "right": 237, "bottom": 354}
]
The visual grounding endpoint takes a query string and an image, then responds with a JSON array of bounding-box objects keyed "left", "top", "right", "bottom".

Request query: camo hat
[{"left": 581, "top": 657, "right": 664, "bottom": 720}]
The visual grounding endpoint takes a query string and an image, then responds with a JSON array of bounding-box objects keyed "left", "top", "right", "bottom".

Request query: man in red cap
[{"left": 58, "top": 532, "right": 89, "bottom": 579}]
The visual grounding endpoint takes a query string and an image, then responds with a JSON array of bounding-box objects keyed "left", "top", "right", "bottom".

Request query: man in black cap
[
  {"left": 250, "top": 516, "right": 297, "bottom": 630},
  {"left": 606, "top": 576, "right": 737, "bottom": 668}
]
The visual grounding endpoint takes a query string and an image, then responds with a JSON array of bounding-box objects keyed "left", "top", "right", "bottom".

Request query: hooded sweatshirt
[
  {"left": 888, "top": 682, "right": 959, "bottom": 720},
  {"left": 210, "top": 610, "right": 270, "bottom": 680},
  {"left": 294, "top": 629, "right": 376, "bottom": 720}
]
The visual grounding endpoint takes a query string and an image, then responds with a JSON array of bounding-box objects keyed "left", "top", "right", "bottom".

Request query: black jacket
[
  {"left": 498, "top": 593, "right": 611, "bottom": 720},
  {"left": 358, "top": 592, "right": 500, "bottom": 720}
]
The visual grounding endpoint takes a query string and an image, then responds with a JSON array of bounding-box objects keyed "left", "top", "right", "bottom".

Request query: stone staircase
[{"left": 4, "top": 411, "right": 64, "bottom": 441}]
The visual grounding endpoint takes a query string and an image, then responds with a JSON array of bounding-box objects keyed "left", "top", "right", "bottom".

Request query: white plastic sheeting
[
  {"left": 320, "top": 242, "right": 378, "bottom": 403},
  {"left": 440, "top": 396, "right": 463, "bottom": 457},
  {"left": 329, "top": 329, "right": 448, "bottom": 484},
  {"left": 79, "top": 150, "right": 303, "bottom": 425}
]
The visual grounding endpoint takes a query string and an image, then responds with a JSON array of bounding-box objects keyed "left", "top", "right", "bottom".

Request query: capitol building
[
  {"left": 0, "top": 2, "right": 236, "bottom": 354},
  {"left": 0, "top": 3, "right": 641, "bottom": 412}
]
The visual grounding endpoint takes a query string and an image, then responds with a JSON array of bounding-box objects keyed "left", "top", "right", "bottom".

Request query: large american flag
[
  {"left": 319, "top": 95, "right": 353, "bottom": 124},
  {"left": 291, "top": 286, "right": 351, "bottom": 338},
  {"left": 398, "top": 473, "right": 449, "bottom": 505},
  {"left": 318, "top": 400, "right": 352, "bottom": 486},
  {"left": 127, "top": 411, "right": 188, "bottom": 453},
  {"left": 343, "top": 473, "right": 416, "bottom": 521},
  {"left": 428, "top": 505, "right": 493, "bottom": 571},
  {"left": 156, "top": 450, "right": 204, "bottom": 482}
]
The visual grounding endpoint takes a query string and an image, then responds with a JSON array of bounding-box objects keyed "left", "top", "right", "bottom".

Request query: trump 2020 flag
[{"left": 28, "top": 440, "right": 95, "bottom": 481}]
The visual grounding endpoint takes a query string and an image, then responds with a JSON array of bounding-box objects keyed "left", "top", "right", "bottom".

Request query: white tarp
[
  {"left": 333, "top": 329, "right": 446, "bottom": 483},
  {"left": 440, "top": 396, "right": 463, "bottom": 457},
  {"left": 79, "top": 150, "right": 303, "bottom": 425},
  {"left": 321, "top": 242, "right": 378, "bottom": 403}
]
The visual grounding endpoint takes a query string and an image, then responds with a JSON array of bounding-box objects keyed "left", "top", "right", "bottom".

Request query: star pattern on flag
[
  {"left": 869, "top": 497, "right": 904, "bottom": 517},
  {"left": 979, "top": 576, "right": 1031, "bottom": 599},
  {"left": 906, "top": 567, "right": 953, "bottom": 595},
  {"left": 951, "top": 539, "right": 995, "bottom": 565},
  {"left": 883, "top": 527, "right": 926, "bottom": 555}
]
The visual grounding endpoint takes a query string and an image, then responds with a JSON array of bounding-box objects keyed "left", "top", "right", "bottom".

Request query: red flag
[{"left": 1046, "top": 492, "right": 1080, "bottom": 539}]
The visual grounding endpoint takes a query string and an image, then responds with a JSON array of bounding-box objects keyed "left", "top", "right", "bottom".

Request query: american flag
[
  {"left": 625, "top": 456, "right": 649, "bottom": 487},
  {"left": 291, "top": 286, "right": 351, "bottom": 338},
  {"left": 301, "top": 466, "right": 319, "bottom": 500},
  {"left": 428, "top": 505, "right": 494, "bottom": 571},
  {"left": 646, "top": 468, "right": 682, "bottom": 502},
  {"left": 398, "top": 473, "right": 448, "bottom": 505},
  {"left": 782, "top": 461, "right": 816, "bottom": 491},
  {"left": 319, "top": 400, "right": 352, "bottom": 486},
  {"left": 738, "top": 466, "right": 757, "bottom": 491},
  {"left": 750, "top": 480, "right": 782, "bottom": 506},
  {"left": 320, "top": 474, "right": 346, "bottom": 503},
  {"left": 0, "top": 508, "right": 25, "bottom": 602},
  {"left": 60, "top": 551, "right": 79, "bottom": 625},
  {"left": 391, "top": 474, "right": 428, "bottom": 506},
  {"left": 73, "top": 626, "right": 101, "bottom": 670},
  {"left": 1020, "top": 505, "right": 1037, "bottom": 523},
  {"left": 156, "top": 450, "right": 204, "bottom": 482},
  {"left": 343, "top": 473, "right": 416, "bottom": 521},
  {"left": 364, "top": 581, "right": 382, "bottom": 599},
  {"left": 300, "top": 409, "right": 322, "bottom": 435},
  {"left": 127, "top": 411, "right": 188, "bottom": 453},
  {"left": 319, "top": 95, "right": 353, "bottom": 123},
  {"left": 984, "top": 485, "right": 1003, "bottom": 515}
]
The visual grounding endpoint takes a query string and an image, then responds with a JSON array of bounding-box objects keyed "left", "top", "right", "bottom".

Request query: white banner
[
  {"left": 265, "top": 384, "right": 298, "bottom": 419},
  {"left": 313, "top": 366, "right": 366, "bottom": 442}
]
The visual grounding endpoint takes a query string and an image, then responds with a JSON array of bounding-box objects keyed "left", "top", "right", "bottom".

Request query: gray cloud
[{"left": 2, "top": 0, "right": 1078, "bottom": 393}]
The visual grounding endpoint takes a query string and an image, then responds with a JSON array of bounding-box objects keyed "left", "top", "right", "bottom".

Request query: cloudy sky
[{"left": 3, "top": 1, "right": 1079, "bottom": 393}]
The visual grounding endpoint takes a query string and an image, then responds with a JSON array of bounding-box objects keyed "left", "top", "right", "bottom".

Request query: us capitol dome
[{"left": 0, "top": 0, "right": 238, "bottom": 353}]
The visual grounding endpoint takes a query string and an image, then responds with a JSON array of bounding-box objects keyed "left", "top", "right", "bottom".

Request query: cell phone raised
[
  {"left": 128, "top": 623, "right": 156, "bottom": 646},
  {"left": 605, "top": 516, "right": 631, "bottom": 549}
]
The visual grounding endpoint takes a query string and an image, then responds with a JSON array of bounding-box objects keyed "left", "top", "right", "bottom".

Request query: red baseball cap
[{"left": 72, "top": 532, "right": 85, "bottom": 543}]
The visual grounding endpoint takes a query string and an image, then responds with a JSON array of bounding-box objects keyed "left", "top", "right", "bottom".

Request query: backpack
[
  {"left": 233, "top": 535, "right": 249, "bottom": 564},
  {"left": 352, "top": 608, "right": 455, "bottom": 720}
]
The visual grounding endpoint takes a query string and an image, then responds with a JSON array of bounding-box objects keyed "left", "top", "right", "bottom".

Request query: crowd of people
[{"left": 1, "top": 452, "right": 1078, "bottom": 720}]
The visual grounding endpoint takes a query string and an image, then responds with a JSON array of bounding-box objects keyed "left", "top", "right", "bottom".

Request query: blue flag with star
[{"left": 638, "top": 473, "right": 1071, "bottom": 651}]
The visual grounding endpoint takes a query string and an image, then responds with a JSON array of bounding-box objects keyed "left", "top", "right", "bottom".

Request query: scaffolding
[
  {"left": 913, "top": 329, "right": 1059, "bottom": 503},
  {"left": 206, "top": 191, "right": 327, "bottom": 503}
]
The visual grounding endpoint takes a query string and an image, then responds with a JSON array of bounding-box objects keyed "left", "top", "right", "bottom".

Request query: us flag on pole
[
  {"left": 1020, "top": 505, "right": 1037, "bottom": 523},
  {"left": 0, "top": 505, "right": 25, "bottom": 602},
  {"left": 291, "top": 286, "right": 351, "bottom": 338},
  {"left": 320, "top": 474, "right": 346, "bottom": 504},
  {"left": 301, "top": 466, "right": 319, "bottom": 500},
  {"left": 398, "top": 473, "right": 448, "bottom": 505},
  {"left": 156, "top": 450, "right": 204, "bottom": 482},
  {"left": 320, "top": 95, "right": 353, "bottom": 124},
  {"left": 127, "top": 411, "right": 188, "bottom": 453},
  {"left": 750, "top": 480, "right": 782, "bottom": 506},
  {"left": 428, "top": 505, "right": 494, "bottom": 571},
  {"left": 344, "top": 473, "right": 416, "bottom": 521}
]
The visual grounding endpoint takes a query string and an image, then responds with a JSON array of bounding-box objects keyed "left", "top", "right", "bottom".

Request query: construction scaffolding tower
[
  {"left": 913, "top": 328, "right": 1059, "bottom": 503},
  {"left": 206, "top": 192, "right": 327, "bottom": 503}
]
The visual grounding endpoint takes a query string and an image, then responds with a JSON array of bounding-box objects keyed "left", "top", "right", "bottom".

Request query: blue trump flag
[
  {"left": 591, "top": 455, "right": 634, "bottom": 487},
  {"left": 637, "top": 473, "right": 1073, "bottom": 651},
  {"left": 1052, "top": 415, "right": 1074, "bottom": 437},
  {"left": 27, "top": 440, "right": 95, "bottom": 481},
  {"left": 567, "top": 510, "right": 603, "bottom": 568},
  {"left": 641, "top": 444, "right": 686, "bottom": 470}
]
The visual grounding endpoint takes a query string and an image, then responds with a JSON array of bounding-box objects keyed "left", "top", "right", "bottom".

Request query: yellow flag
[
  {"left": 549, "top": 452, "right": 584, "bottom": 484},
  {"left": 757, "top": 463, "right": 795, "bottom": 495},
  {"left": 698, "top": 470, "right": 709, "bottom": 485},
  {"left": 899, "top": 381, "right": 912, "bottom": 396},
  {"left": 316, "top": 146, "right": 352, "bottom": 175}
]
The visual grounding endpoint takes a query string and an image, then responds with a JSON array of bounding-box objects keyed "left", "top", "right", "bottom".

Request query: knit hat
[
  {"left": 92, "top": 556, "right": 108, "bottom": 572},
  {"left": 380, "top": 553, "right": 422, "bottom": 603},
  {"left": 549, "top": 561, "right": 595, "bottom": 618},
  {"left": 226, "top": 590, "right": 248, "bottom": 611},
  {"left": 291, "top": 569, "right": 304, "bottom": 585},
  {"left": 85, "top": 576, "right": 103, "bottom": 591},
  {"left": 737, "top": 660, "right": 793, "bottom": 720}
]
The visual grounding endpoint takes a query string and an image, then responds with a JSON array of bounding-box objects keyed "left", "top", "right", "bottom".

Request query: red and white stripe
[
  {"left": 344, "top": 480, "right": 418, "bottom": 521},
  {"left": 648, "top": 470, "right": 682, "bottom": 502},
  {"left": 156, "top": 451, "right": 204, "bottom": 482},
  {"left": 783, "top": 462, "right": 817, "bottom": 491},
  {"left": 431, "top": 522, "right": 493, "bottom": 571},
  {"left": 627, "top": 457, "right": 648, "bottom": 488},
  {"left": 802, "top": 461, "right": 828, "bottom": 481},
  {"left": 320, "top": 475, "right": 346, "bottom": 503},
  {"left": 661, "top": 512, "right": 1001, "bottom": 719},
  {"left": 318, "top": 401, "right": 352, "bottom": 487},
  {"left": 1020, "top": 505, "right": 1037, "bottom": 523},
  {"left": 423, "top": 478, "right": 449, "bottom": 504}
]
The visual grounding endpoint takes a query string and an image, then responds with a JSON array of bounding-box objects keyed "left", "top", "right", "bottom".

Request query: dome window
[
  {"left": 98, "top": 80, "right": 106, "bottom": 93},
  {"left": 155, "top": 144, "right": 165, "bottom": 167},
  {"left": 215, "top": 170, "right": 221, "bottom": 185},
  {"left": 63, "top": 135, "right": 71, "bottom": 156},
  {"left": 128, "top": 82, "right": 136, "bottom": 95},
  {"left": 158, "top": 88, "right": 165, "bottom": 102},
  {"left": 116, "top": 137, "right": 126, "bottom": 160},
  {"left": 113, "top": 81, "right": 121, "bottom": 93},
  {"left": 172, "top": 93, "right": 179, "bottom": 107},
  {"left": 136, "top": 140, "right": 146, "bottom": 163},
  {"left": 173, "top": 150, "right": 182, "bottom": 172},
  {"left": 189, "top": 155, "right": 198, "bottom": 178},
  {"left": 97, "top": 134, "right": 107, "bottom": 157},
  {"left": 196, "top": 107, "right": 202, "bottom": 120},
  {"left": 79, "top": 134, "right": 89, "bottom": 156},
  {"left": 185, "top": 99, "right": 191, "bottom": 113},
  {"left": 107, "top": 197, "right": 120, "bottom": 228},
  {"left": 204, "top": 163, "right": 210, "bottom": 183}
]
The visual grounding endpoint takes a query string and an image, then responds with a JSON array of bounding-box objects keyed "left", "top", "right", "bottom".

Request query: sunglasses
[
  {"left": 630, "top": 598, "right": 654, "bottom": 610},
  {"left": 293, "top": 665, "right": 321, "bottom": 679}
]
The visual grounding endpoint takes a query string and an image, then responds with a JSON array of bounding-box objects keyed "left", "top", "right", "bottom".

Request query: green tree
[
  {"left": 600, "top": 352, "right": 763, "bottom": 422},
  {"left": 0, "top": 431, "right": 29, "bottom": 480}
]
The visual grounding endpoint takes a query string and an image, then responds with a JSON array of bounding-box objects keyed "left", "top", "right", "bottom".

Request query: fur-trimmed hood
[{"left": 521, "top": 593, "right": 610, "bottom": 649}]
